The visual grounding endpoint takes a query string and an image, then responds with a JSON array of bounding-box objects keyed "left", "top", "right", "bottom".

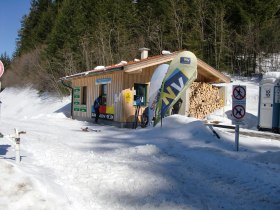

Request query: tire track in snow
[
  {"left": 22, "top": 128, "right": 178, "bottom": 209},
  {"left": 158, "top": 145, "right": 280, "bottom": 210}
]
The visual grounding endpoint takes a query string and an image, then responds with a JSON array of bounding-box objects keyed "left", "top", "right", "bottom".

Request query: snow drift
[{"left": 0, "top": 79, "right": 280, "bottom": 210}]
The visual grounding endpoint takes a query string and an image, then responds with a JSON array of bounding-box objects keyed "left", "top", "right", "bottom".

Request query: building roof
[{"left": 60, "top": 51, "right": 231, "bottom": 83}]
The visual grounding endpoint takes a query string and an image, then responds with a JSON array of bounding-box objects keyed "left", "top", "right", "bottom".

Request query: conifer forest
[{"left": 1, "top": 0, "right": 280, "bottom": 93}]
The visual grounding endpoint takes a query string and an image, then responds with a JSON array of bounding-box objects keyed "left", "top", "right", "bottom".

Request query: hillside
[{"left": 1, "top": 0, "right": 280, "bottom": 92}]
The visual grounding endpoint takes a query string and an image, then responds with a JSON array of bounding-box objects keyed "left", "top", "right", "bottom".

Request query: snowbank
[
  {"left": 0, "top": 80, "right": 279, "bottom": 210},
  {"left": 263, "top": 71, "right": 280, "bottom": 79},
  {"left": 0, "top": 87, "right": 70, "bottom": 119}
]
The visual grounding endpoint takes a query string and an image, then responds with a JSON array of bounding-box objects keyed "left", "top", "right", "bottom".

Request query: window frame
[
  {"left": 99, "top": 84, "right": 107, "bottom": 105},
  {"left": 81, "top": 86, "right": 87, "bottom": 105},
  {"left": 133, "top": 83, "right": 148, "bottom": 106}
]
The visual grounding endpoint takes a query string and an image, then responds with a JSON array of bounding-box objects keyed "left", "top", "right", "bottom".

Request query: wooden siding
[
  {"left": 124, "top": 53, "right": 230, "bottom": 83},
  {"left": 123, "top": 66, "right": 156, "bottom": 89},
  {"left": 72, "top": 71, "right": 124, "bottom": 122},
  {"left": 122, "top": 65, "right": 158, "bottom": 123}
]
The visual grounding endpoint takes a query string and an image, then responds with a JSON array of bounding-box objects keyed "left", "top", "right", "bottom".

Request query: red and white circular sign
[
  {"left": 232, "top": 105, "right": 246, "bottom": 119},
  {"left": 233, "top": 86, "right": 246, "bottom": 100},
  {"left": 0, "top": 60, "right": 4, "bottom": 78}
]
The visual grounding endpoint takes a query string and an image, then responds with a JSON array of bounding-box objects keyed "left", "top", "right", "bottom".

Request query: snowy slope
[{"left": 0, "top": 78, "right": 280, "bottom": 210}]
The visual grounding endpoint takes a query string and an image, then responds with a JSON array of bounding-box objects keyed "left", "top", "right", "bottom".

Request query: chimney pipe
[{"left": 139, "top": 48, "right": 150, "bottom": 59}]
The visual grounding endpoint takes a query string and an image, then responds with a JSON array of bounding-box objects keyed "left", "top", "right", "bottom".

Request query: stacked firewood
[{"left": 189, "top": 82, "right": 224, "bottom": 119}]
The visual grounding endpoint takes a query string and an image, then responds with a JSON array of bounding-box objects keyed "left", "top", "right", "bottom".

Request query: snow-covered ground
[{"left": 0, "top": 78, "right": 279, "bottom": 210}]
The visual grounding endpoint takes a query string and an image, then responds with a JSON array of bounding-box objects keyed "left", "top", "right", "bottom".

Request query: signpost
[{"left": 232, "top": 85, "right": 246, "bottom": 151}]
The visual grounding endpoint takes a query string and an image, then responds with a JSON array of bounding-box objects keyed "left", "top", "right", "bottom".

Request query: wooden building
[{"left": 60, "top": 50, "right": 231, "bottom": 127}]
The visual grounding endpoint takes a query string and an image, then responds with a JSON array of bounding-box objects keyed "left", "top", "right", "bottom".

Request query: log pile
[{"left": 189, "top": 82, "right": 224, "bottom": 119}]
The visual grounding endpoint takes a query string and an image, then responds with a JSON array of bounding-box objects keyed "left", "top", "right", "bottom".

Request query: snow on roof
[
  {"left": 94, "top": 66, "right": 105, "bottom": 70},
  {"left": 60, "top": 51, "right": 230, "bottom": 83},
  {"left": 60, "top": 53, "right": 176, "bottom": 81},
  {"left": 261, "top": 71, "right": 280, "bottom": 84}
]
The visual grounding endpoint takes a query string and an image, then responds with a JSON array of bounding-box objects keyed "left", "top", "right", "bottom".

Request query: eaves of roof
[
  {"left": 59, "top": 65, "right": 124, "bottom": 81},
  {"left": 59, "top": 51, "right": 230, "bottom": 83},
  {"left": 59, "top": 53, "right": 178, "bottom": 81}
]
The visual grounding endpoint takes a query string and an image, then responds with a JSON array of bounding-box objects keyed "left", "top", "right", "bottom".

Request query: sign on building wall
[
  {"left": 80, "top": 105, "right": 87, "bottom": 112},
  {"left": 73, "top": 87, "right": 80, "bottom": 111},
  {"left": 123, "top": 89, "right": 133, "bottom": 104},
  {"left": 96, "top": 78, "right": 112, "bottom": 85},
  {"left": 91, "top": 105, "right": 114, "bottom": 120}
]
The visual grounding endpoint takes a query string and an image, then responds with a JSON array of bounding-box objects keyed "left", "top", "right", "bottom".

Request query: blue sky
[{"left": 0, "top": 0, "right": 31, "bottom": 57}]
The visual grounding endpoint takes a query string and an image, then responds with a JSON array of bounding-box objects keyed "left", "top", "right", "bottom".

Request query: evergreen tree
[
  {"left": 9, "top": 0, "right": 280, "bottom": 91},
  {"left": 0, "top": 53, "right": 11, "bottom": 70},
  {"left": 16, "top": 0, "right": 55, "bottom": 55}
]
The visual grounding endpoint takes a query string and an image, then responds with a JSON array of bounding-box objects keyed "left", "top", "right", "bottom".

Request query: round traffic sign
[
  {"left": 233, "top": 86, "right": 246, "bottom": 100},
  {"left": 232, "top": 105, "right": 246, "bottom": 119},
  {"left": 0, "top": 60, "right": 4, "bottom": 78}
]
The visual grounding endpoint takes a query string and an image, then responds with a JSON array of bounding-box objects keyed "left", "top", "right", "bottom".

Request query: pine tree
[
  {"left": 10, "top": 0, "right": 280, "bottom": 92},
  {"left": 16, "top": 0, "right": 55, "bottom": 55},
  {"left": 0, "top": 53, "right": 11, "bottom": 71}
]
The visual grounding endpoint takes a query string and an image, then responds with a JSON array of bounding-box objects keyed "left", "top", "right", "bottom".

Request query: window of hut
[
  {"left": 99, "top": 84, "right": 107, "bottom": 105},
  {"left": 133, "top": 83, "right": 147, "bottom": 106},
  {"left": 81, "top": 86, "right": 87, "bottom": 105}
]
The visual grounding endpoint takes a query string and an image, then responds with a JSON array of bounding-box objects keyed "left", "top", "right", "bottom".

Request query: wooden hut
[{"left": 60, "top": 50, "right": 231, "bottom": 127}]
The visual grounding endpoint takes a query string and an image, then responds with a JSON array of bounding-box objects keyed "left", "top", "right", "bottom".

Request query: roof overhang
[
  {"left": 60, "top": 66, "right": 124, "bottom": 81},
  {"left": 60, "top": 51, "right": 231, "bottom": 83},
  {"left": 197, "top": 59, "right": 230, "bottom": 83},
  {"left": 124, "top": 53, "right": 177, "bottom": 73},
  {"left": 124, "top": 52, "right": 230, "bottom": 83}
]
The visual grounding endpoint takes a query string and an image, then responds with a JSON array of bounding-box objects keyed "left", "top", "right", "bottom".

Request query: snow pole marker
[
  {"left": 3, "top": 129, "right": 26, "bottom": 163},
  {"left": 14, "top": 129, "right": 21, "bottom": 163}
]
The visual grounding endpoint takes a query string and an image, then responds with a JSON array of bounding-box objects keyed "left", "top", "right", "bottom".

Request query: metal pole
[{"left": 235, "top": 124, "right": 239, "bottom": 151}]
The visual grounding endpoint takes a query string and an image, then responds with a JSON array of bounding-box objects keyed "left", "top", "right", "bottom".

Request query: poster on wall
[
  {"left": 73, "top": 87, "right": 80, "bottom": 111},
  {"left": 123, "top": 89, "right": 133, "bottom": 104},
  {"left": 91, "top": 105, "right": 114, "bottom": 120}
]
